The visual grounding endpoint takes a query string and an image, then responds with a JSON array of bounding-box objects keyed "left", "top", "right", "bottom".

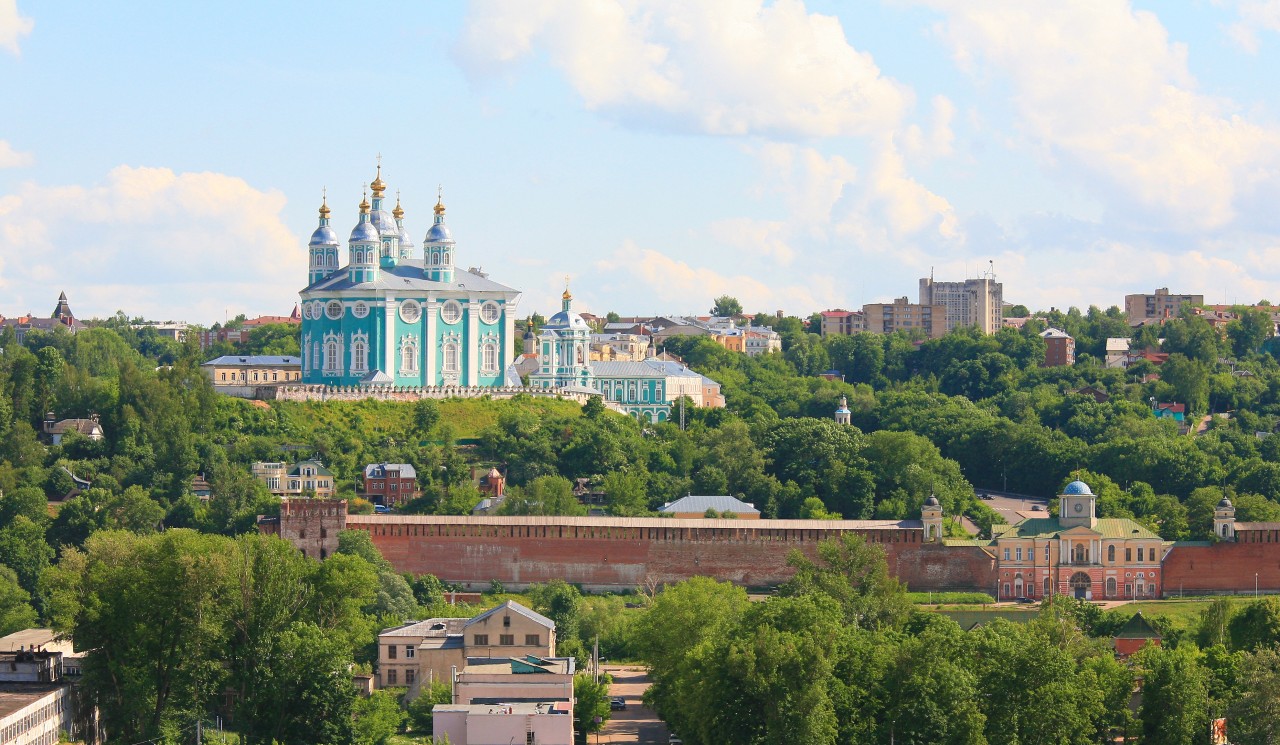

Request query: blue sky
[{"left": 3, "top": 1, "right": 1280, "bottom": 323}]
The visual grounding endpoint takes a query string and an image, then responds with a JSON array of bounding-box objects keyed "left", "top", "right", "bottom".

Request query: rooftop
[
  {"left": 463, "top": 656, "right": 576, "bottom": 676},
  {"left": 465, "top": 600, "right": 555, "bottom": 630},
  {"left": 434, "top": 702, "right": 568, "bottom": 716},
  {"left": 381, "top": 617, "right": 467, "bottom": 639},
  {"left": 202, "top": 355, "right": 301, "bottom": 367},
  {"left": 994, "top": 517, "right": 1163, "bottom": 541},
  {"left": 347, "top": 514, "right": 920, "bottom": 531},
  {"left": 660, "top": 495, "right": 760, "bottom": 515}
]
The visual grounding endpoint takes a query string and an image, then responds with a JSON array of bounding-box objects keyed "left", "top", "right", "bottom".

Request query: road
[{"left": 598, "top": 665, "right": 669, "bottom": 744}]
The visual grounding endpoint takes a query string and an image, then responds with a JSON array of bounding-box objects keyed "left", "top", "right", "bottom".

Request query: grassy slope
[{"left": 264, "top": 395, "right": 584, "bottom": 443}]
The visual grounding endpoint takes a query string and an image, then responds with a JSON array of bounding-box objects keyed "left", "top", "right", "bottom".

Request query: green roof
[
  {"left": 1114, "top": 612, "right": 1162, "bottom": 640},
  {"left": 998, "top": 517, "right": 1161, "bottom": 541},
  {"left": 287, "top": 459, "right": 334, "bottom": 478}
]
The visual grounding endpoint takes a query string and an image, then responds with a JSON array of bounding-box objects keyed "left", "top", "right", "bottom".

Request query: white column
[
  {"left": 384, "top": 295, "right": 397, "bottom": 377},
  {"left": 467, "top": 298, "right": 480, "bottom": 386},
  {"left": 503, "top": 299, "right": 518, "bottom": 371},
  {"left": 426, "top": 297, "right": 438, "bottom": 386}
]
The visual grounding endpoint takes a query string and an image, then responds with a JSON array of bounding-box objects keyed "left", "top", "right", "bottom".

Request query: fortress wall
[{"left": 1162, "top": 542, "right": 1280, "bottom": 595}]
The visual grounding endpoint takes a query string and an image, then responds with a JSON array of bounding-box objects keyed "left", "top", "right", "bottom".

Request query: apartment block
[
  {"left": 1124, "top": 288, "right": 1204, "bottom": 326},
  {"left": 862, "top": 298, "right": 947, "bottom": 339},
  {"left": 919, "top": 276, "right": 1003, "bottom": 334}
]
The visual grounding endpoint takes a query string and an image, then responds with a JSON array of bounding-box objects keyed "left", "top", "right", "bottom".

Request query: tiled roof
[
  {"left": 465, "top": 600, "right": 555, "bottom": 630},
  {"left": 660, "top": 495, "right": 760, "bottom": 515}
]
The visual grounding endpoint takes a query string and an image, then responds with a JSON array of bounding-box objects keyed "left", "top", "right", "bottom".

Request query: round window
[
  {"left": 399, "top": 300, "right": 422, "bottom": 324},
  {"left": 480, "top": 301, "right": 501, "bottom": 324},
  {"left": 352, "top": 301, "right": 369, "bottom": 319},
  {"left": 325, "top": 301, "right": 344, "bottom": 320},
  {"left": 301, "top": 303, "right": 312, "bottom": 320},
  {"left": 311, "top": 301, "right": 324, "bottom": 320},
  {"left": 440, "top": 300, "right": 463, "bottom": 324}
]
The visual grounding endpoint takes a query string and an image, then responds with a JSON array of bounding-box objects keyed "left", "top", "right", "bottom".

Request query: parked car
[
  {"left": 610, "top": 697, "right": 627, "bottom": 711},
  {"left": 374, "top": 504, "right": 391, "bottom": 514},
  {"left": 668, "top": 736, "right": 683, "bottom": 745}
]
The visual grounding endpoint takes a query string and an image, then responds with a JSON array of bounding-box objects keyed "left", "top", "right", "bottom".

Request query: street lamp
[{"left": 1256, "top": 572, "right": 1260, "bottom": 598}]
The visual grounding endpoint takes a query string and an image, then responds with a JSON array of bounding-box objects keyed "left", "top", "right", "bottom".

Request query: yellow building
[
  {"left": 251, "top": 460, "right": 335, "bottom": 498},
  {"left": 201, "top": 355, "right": 302, "bottom": 387}
]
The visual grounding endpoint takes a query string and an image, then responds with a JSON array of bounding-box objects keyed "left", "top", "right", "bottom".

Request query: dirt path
[{"left": 598, "top": 665, "right": 669, "bottom": 744}]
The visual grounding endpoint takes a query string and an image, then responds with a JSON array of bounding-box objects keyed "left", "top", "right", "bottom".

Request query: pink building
[{"left": 433, "top": 702, "right": 573, "bottom": 745}]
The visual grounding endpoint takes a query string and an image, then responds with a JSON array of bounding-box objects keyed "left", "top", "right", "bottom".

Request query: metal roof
[
  {"left": 303, "top": 262, "right": 517, "bottom": 295},
  {"left": 464, "top": 600, "right": 555, "bottom": 630},
  {"left": 365, "top": 463, "right": 417, "bottom": 479},
  {"left": 660, "top": 495, "right": 760, "bottom": 515},
  {"left": 347, "top": 514, "right": 919, "bottom": 530},
  {"left": 381, "top": 617, "right": 467, "bottom": 638},
  {"left": 997, "top": 517, "right": 1162, "bottom": 540},
  {"left": 202, "top": 355, "right": 301, "bottom": 367}
]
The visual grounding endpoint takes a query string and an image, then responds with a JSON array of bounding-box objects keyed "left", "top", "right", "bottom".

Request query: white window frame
[
  {"left": 440, "top": 300, "right": 463, "bottom": 324},
  {"left": 400, "top": 300, "right": 422, "bottom": 324}
]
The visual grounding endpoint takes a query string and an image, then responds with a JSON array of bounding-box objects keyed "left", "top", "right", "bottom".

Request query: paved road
[{"left": 598, "top": 665, "right": 669, "bottom": 744}]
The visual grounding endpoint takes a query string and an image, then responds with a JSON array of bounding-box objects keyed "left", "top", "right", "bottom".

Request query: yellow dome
[
  {"left": 359, "top": 189, "right": 370, "bottom": 213},
  {"left": 434, "top": 198, "right": 446, "bottom": 216},
  {"left": 370, "top": 161, "right": 386, "bottom": 196},
  {"left": 318, "top": 191, "right": 330, "bottom": 218},
  {"left": 392, "top": 191, "right": 404, "bottom": 219}
]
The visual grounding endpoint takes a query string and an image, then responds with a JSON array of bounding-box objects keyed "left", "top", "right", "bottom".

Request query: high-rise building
[
  {"left": 1124, "top": 288, "right": 1204, "bottom": 326},
  {"left": 919, "top": 274, "right": 1003, "bottom": 334}
]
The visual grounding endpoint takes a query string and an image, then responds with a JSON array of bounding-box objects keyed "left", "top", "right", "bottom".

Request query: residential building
[
  {"left": 1124, "top": 288, "right": 1204, "bottom": 326},
  {"left": 819, "top": 309, "right": 864, "bottom": 336},
  {"left": 378, "top": 601, "right": 556, "bottom": 693},
  {"left": 588, "top": 333, "right": 649, "bottom": 362},
  {"left": 202, "top": 355, "right": 302, "bottom": 387},
  {"left": 433, "top": 702, "right": 572, "bottom": 745},
  {"left": 862, "top": 298, "right": 946, "bottom": 339},
  {"left": 300, "top": 164, "right": 521, "bottom": 387},
  {"left": 130, "top": 322, "right": 190, "bottom": 342},
  {"left": 361, "top": 463, "right": 419, "bottom": 507},
  {"left": 659, "top": 495, "right": 761, "bottom": 519},
  {"left": 40, "top": 413, "right": 104, "bottom": 446},
  {"left": 742, "top": 326, "right": 782, "bottom": 356},
  {"left": 1153, "top": 403, "right": 1186, "bottom": 423},
  {"left": 1104, "top": 338, "right": 1131, "bottom": 368},
  {"left": 1040, "top": 327, "right": 1075, "bottom": 366},
  {"left": 919, "top": 275, "right": 1003, "bottom": 334},
  {"left": 986, "top": 480, "right": 1164, "bottom": 601},
  {"left": 251, "top": 460, "right": 335, "bottom": 498},
  {"left": 0, "top": 292, "right": 87, "bottom": 343}
]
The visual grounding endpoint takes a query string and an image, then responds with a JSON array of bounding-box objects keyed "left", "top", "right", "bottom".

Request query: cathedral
[{"left": 299, "top": 164, "right": 521, "bottom": 387}]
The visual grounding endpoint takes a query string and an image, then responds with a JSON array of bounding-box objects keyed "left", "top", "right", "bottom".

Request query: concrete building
[
  {"left": 251, "top": 460, "right": 335, "bottom": 498},
  {"left": 433, "top": 701, "right": 573, "bottom": 745},
  {"left": 1125, "top": 288, "right": 1204, "bottom": 326},
  {"left": 819, "top": 309, "right": 864, "bottom": 336},
  {"left": 919, "top": 275, "right": 1003, "bottom": 334},
  {"left": 1040, "top": 327, "right": 1075, "bottom": 366},
  {"left": 378, "top": 601, "right": 557, "bottom": 694},
  {"left": 454, "top": 656, "right": 575, "bottom": 706},
  {"left": 862, "top": 298, "right": 947, "bottom": 339},
  {"left": 202, "top": 355, "right": 303, "bottom": 388},
  {"left": 361, "top": 463, "right": 419, "bottom": 507},
  {"left": 659, "top": 495, "right": 760, "bottom": 519},
  {"left": 0, "top": 634, "right": 87, "bottom": 745}
]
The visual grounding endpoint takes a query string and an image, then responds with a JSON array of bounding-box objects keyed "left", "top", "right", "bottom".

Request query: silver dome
[
  {"left": 544, "top": 310, "right": 589, "bottom": 330},
  {"left": 350, "top": 221, "right": 380, "bottom": 243},
  {"left": 309, "top": 225, "right": 339, "bottom": 246},
  {"left": 424, "top": 222, "right": 453, "bottom": 243},
  {"left": 370, "top": 209, "right": 397, "bottom": 236}
]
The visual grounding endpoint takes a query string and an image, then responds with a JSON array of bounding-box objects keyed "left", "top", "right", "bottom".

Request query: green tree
[
  {"left": 0, "top": 515, "right": 54, "bottom": 598},
  {"left": 0, "top": 566, "right": 37, "bottom": 636},
  {"left": 711, "top": 296, "right": 743, "bottom": 317},
  {"left": 354, "top": 688, "right": 407, "bottom": 745},
  {"left": 1227, "top": 646, "right": 1280, "bottom": 745},
  {"left": 1135, "top": 644, "right": 1210, "bottom": 745},
  {"left": 413, "top": 399, "right": 441, "bottom": 437},
  {"left": 1228, "top": 598, "right": 1280, "bottom": 651},
  {"left": 602, "top": 470, "right": 649, "bottom": 516},
  {"left": 574, "top": 674, "right": 612, "bottom": 739},
  {"left": 528, "top": 579, "right": 582, "bottom": 651},
  {"left": 407, "top": 680, "right": 452, "bottom": 732},
  {"left": 778, "top": 533, "right": 909, "bottom": 630},
  {"left": 499, "top": 476, "right": 586, "bottom": 516}
]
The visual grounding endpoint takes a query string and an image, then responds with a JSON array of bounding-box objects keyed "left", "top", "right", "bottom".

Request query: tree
[
  {"left": 777, "top": 533, "right": 909, "bottom": 630},
  {"left": 354, "top": 689, "right": 406, "bottom": 745},
  {"left": 574, "top": 674, "right": 612, "bottom": 738},
  {"left": 0, "top": 566, "right": 37, "bottom": 636},
  {"left": 413, "top": 399, "right": 441, "bottom": 437},
  {"left": 1227, "top": 646, "right": 1280, "bottom": 745},
  {"left": 407, "top": 680, "right": 452, "bottom": 732},
  {"left": 1135, "top": 644, "right": 1210, "bottom": 745},
  {"left": 1228, "top": 598, "right": 1280, "bottom": 651},
  {"left": 602, "top": 470, "right": 648, "bottom": 516},
  {"left": 0, "top": 515, "right": 54, "bottom": 598},
  {"left": 711, "top": 296, "right": 743, "bottom": 317},
  {"left": 528, "top": 579, "right": 582, "bottom": 651},
  {"left": 498, "top": 476, "right": 586, "bottom": 516}
]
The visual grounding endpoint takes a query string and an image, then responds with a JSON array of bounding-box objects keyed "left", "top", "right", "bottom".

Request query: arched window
[
  {"left": 482, "top": 343, "right": 498, "bottom": 373},
  {"left": 401, "top": 340, "right": 418, "bottom": 373},
  {"left": 1073, "top": 543, "right": 1087, "bottom": 563},
  {"left": 577, "top": 345, "right": 585, "bottom": 364},
  {"left": 1106, "top": 577, "right": 1117, "bottom": 596},
  {"left": 325, "top": 341, "right": 339, "bottom": 371},
  {"left": 1014, "top": 576, "right": 1024, "bottom": 597},
  {"left": 1043, "top": 577, "right": 1052, "bottom": 596},
  {"left": 351, "top": 340, "right": 368, "bottom": 373},
  {"left": 443, "top": 343, "right": 459, "bottom": 373},
  {"left": 1107, "top": 545, "right": 1115, "bottom": 563}
]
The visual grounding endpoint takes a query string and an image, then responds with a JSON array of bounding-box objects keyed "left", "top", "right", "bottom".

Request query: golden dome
[
  {"left": 318, "top": 189, "right": 330, "bottom": 218},
  {"left": 562, "top": 288, "right": 573, "bottom": 301},
  {"left": 392, "top": 191, "right": 404, "bottom": 220},
  {"left": 434, "top": 198, "right": 446, "bottom": 216},
  {"left": 370, "top": 160, "right": 386, "bottom": 196},
  {"left": 359, "top": 188, "right": 370, "bottom": 214}
]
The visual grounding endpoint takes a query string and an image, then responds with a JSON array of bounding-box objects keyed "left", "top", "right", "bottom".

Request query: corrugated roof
[
  {"left": 465, "top": 600, "right": 555, "bottom": 630},
  {"left": 660, "top": 495, "right": 760, "bottom": 515}
]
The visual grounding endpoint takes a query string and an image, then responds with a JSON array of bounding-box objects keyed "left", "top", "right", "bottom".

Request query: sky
[{"left": 3, "top": 1, "right": 1280, "bottom": 324}]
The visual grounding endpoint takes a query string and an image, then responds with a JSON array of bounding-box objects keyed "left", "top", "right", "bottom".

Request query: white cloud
[
  {"left": 458, "top": 0, "right": 913, "bottom": 140},
  {"left": 916, "top": 0, "right": 1280, "bottom": 231},
  {"left": 0, "top": 141, "right": 32, "bottom": 169},
  {"left": 0, "top": 166, "right": 303, "bottom": 321},
  {"left": 593, "top": 241, "right": 841, "bottom": 313},
  {"left": 1222, "top": 0, "right": 1280, "bottom": 53},
  {"left": 0, "top": 0, "right": 32, "bottom": 56}
]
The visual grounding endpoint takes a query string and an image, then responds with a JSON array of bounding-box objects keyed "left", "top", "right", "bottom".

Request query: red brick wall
[
  {"left": 1163, "top": 543, "right": 1280, "bottom": 595},
  {"left": 344, "top": 516, "right": 998, "bottom": 593}
]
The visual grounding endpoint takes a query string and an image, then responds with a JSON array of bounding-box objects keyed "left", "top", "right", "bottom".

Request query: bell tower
[
  {"left": 1058, "top": 480, "right": 1097, "bottom": 529},
  {"left": 1214, "top": 496, "right": 1237, "bottom": 541}
]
